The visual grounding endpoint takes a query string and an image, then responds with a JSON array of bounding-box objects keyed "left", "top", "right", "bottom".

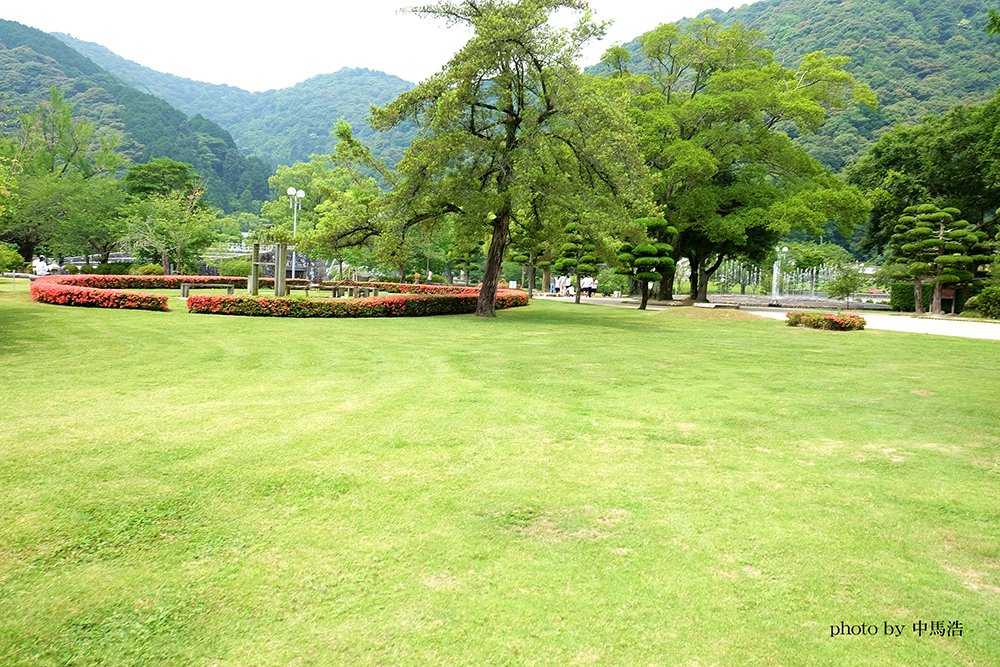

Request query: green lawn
[{"left": 1, "top": 280, "right": 998, "bottom": 666}]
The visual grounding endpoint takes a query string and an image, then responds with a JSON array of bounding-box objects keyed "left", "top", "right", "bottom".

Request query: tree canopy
[
  {"left": 353, "top": 0, "right": 650, "bottom": 316},
  {"left": 610, "top": 17, "right": 874, "bottom": 301}
]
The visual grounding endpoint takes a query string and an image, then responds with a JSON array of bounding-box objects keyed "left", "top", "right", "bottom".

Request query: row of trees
[
  {"left": 0, "top": 89, "right": 249, "bottom": 273},
  {"left": 3, "top": 1, "right": 997, "bottom": 313},
  {"left": 266, "top": 2, "right": 885, "bottom": 316}
]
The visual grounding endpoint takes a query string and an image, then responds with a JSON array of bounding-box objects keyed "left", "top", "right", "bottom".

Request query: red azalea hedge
[
  {"left": 786, "top": 311, "right": 866, "bottom": 331},
  {"left": 37, "top": 274, "right": 309, "bottom": 290},
  {"left": 187, "top": 289, "right": 528, "bottom": 318},
  {"left": 30, "top": 274, "right": 529, "bottom": 317},
  {"left": 31, "top": 276, "right": 169, "bottom": 312}
]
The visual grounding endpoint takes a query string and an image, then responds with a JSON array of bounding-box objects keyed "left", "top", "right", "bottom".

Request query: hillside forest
[{"left": 1, "top": 0, "right": 998, "bottom": 318}]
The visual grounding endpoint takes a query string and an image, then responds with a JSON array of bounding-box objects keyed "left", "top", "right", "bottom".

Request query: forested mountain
[
  {"left": 0, "top": 20, "right": 271, "bottom": 212},
  {"left": 51, "top": 33, "right": 416, "bottom": 169},
  {"left": 586, "top": 0, "right": 1000, "bottom": 172}
]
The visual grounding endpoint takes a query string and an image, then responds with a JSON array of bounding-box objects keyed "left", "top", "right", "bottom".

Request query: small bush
[
  {"left": 79, "top": 264, "right": 94, "bottom": 273},
  {"left": 137, "top": 264, "right": 165, "bottom": 276},
  {"left": 960, "top": 309, "right": 982, "bottom": 318},
  {"left": 977, "top": 286, "right": 1000, "bottom": 319},
  {"left": 95, "top": 262, "right": 131, "bottom": 275},
  {"left": 217, "top": 259, "right": 252, "bottom": 277},
  {"left": 963, "top": 296, "right": 979, "bottom": 310},
  {"left": 786, "top": 311, "right": 865, "bottom": 331},
  {"left": 0, "top": 247, "right": 24, "bottom": 273},
  {"left": 62, "top": 263, "right": 80, "bottom": 274}
]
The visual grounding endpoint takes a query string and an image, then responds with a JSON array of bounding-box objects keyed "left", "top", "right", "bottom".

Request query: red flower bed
[
  {"left": 187, "top": 289, "right": 528, "bottom": 318},
  {"left": 31, "top": 276, "right": 169, "bottom": 312},
  {"left": 30, "top": 274, "right": 529, "bottom": 318}
]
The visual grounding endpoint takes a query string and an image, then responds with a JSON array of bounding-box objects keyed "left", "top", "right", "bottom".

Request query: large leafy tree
[
  {"left": 847, "top": 91, "right": 1000, "bottom": 256},
  {"left": 122, "top": 186, "right": 216, "bottom": 274},
  {"left": 367, "top": 0, "right": 649, "bottom": 317},
  {"left": 0, "top": 88, "right": 126, "bottom": 260},
  {"left": 610, "top": 18, "right": 875, "bottom": 302}
]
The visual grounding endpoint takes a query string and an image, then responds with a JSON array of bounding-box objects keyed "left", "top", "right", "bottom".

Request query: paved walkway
[{"left": 536, "top": 294, "right": 1000, "bottom": 341}]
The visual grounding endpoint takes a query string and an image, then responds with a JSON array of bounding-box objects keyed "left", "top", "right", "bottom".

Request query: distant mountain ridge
[
  {"left": 44, "top": 0, "right": 1000, "bottom": 176},
  {"left": 0, "top": 19, "right": 271, "bottom": 213},
  {"left": 51, "top": 33, "right": 417, "bottom": 169}
]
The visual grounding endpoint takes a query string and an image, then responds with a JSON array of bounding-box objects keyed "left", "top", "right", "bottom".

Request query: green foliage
[
  {"left": 976, "top": 286, "right": 1000, "bottom": 319},
  {"left": 596, "top": 268, "right": 628, "bottom": 295},
  {"left": 95, "top": 262, "right": 131, "bottom": 275},
  {"left": 615, "top": 17, "right": 872, "bottom": 303},
  {"left": 786, "top": 311, "right": 866, "bottom": 330},
  {"left": 0, "top": 21, "right": 271, "bottom": 213},
  {"left": 889, "top": 281, "right": 932, "bottom": 312},
  {"left": 216, "top": 258, "right": 252, "bottom": 278},
  {"left": 136, "top": 263, "right": 164, "bottom": 276},
  {"left": 359, "top": 0, "right": 648, "bottom": 316},
  {"left": 0, "top": 244, "right": 23, "bottom": 272},
  {"left": 887, "top": 203, "right": 993, "bottom": 313},
  {"left": 824, "top": 264, "right": 870, "bottom": 302},
  {"left": 593, "top": 0, "right": 1000, "bottom": 172},
  {"left": 847, "top": 91, "right": 1000, "bottom": 255}
]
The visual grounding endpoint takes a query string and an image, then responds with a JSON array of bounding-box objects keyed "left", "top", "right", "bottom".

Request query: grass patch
[{"left": 1, "top": 279, "right": 998, "bottom": 665}]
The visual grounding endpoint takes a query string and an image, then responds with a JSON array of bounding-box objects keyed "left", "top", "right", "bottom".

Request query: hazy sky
[{"left": 2, "top": 1, "right": 738, "bottom": 92}]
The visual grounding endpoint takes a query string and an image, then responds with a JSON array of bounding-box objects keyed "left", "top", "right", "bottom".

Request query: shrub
[
  {"left": 216, "top": 258, "right": 252, "bottom": 277},
  {"left": 95, "top": 262, "right": 131, "bottom": 275},
  {"left": 0, "top": 246, "right": 24, "bottom": 273},
  {"left": 786, "top": 311, "right": 865, "bottom": 331},
  {"left": 137, "top": 264, "right": 165, "bottom": 275},
  {"left": 963, "top": 296, "right": 979, "bottom": 311},
  {"left": 977, "top": 286, "right": 1000, "bottom": 319},
  {"left": 79, "top": 264, "right": 94, "bottom": 274}
]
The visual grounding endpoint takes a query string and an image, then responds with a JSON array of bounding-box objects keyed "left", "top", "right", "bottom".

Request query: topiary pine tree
[
  {"left": 891, "top": 204, "right": 993, "bottom": 314},
  {"left": 553, "top": 222, "right": 601, "bottom": 304},
  {"left": 616, "top": 219, "right": 677, "bottom": 310}
]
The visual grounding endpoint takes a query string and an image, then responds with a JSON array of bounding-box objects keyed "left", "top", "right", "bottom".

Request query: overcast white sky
[{"left": 2, "top": 1, "right": 739, "bottom": 92}]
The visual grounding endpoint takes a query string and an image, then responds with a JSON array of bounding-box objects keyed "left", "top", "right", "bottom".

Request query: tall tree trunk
[
  {"left": 542, "top": 265, "right": 551, "bottom": 293},
  {"left": 696, "top": 255, "right": 725, "bottom": 303},
  {"left": 639, "top": 280, "right": 649, "bottom": 310},
  {"left": 476, "top": 214, "right": 509, "bottom": 317},
  {"left": 931, "top": 280, "right": 942, "bottom": 315},
  {"left": 689, "top": 258, "right": 699, "bottom": 300},
  {"left": 658, "top": 266, "right": 675, "bottom": 300},
  {"left": 913, "top": 279, "right": 924, "bottom": 315},
  {"left": 527, "top": 251, "right": 535, "bottom": 298}
]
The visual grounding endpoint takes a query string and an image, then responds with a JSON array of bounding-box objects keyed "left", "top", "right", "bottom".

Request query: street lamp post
[{"left": 287, "top": 187, "right": 305, "bottom": 279}]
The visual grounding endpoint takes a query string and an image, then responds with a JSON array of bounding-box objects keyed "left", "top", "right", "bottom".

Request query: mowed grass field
[{"left": 1, "top": 280, "right": 998, "bottom": 666}]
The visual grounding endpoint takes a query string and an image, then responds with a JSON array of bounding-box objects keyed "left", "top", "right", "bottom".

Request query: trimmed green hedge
[{"left": 889, "top": 282, "right": 933, "bottom": 312}]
